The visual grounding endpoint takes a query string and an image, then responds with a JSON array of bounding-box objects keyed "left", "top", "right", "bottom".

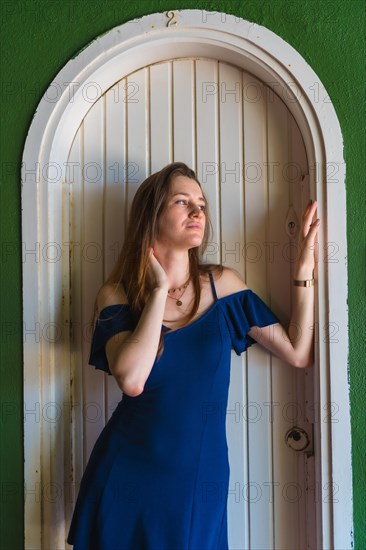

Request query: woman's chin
[{"left": 187, "top": 239, "right": 203, "bottom": 249}]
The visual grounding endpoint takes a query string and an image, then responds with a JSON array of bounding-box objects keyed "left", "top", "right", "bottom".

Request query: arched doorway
[{"left": 22, "top": 10, "right": 351, "bottom": 549}]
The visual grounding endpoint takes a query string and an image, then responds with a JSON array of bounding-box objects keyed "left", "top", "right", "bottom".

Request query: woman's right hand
[{"left": 147, "top": 248, "right": 170, "bottom": 291}]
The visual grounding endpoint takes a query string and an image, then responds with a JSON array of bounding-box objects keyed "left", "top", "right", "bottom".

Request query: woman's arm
[
  {"left": 100, "top": 249, "right": 169, "bottom": 396},
  {"left": 247, "top": 200, "right": 320, "bottom": 368}
]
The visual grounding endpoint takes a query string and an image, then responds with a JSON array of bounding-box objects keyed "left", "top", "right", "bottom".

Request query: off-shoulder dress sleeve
[
  {"left": 88, "top": 304, "right": 136, "bottom": 375},
  {"left": 220, "top": 290, "right": 281, "bottom": 356}
]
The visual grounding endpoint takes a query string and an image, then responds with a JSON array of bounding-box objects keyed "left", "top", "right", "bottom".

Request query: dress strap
[{"left": 208, "top": 271, "right": 218, "bottom": 302}]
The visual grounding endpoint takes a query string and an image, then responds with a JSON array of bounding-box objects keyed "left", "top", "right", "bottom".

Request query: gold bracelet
[{"left": 294, "top": 279, "right": 315, "bottom": 287}]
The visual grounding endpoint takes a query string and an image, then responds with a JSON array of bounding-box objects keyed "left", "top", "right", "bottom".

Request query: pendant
[{"left": 176, "top": 300, "right": 182, "bottom": 306}]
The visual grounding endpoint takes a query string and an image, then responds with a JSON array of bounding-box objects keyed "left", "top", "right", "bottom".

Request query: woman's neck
[{"left": 152, "top": 247, "right": 190, "bottom": 290}]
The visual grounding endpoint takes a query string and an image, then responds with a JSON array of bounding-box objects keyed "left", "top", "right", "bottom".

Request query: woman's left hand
[{"left": 294, "top": 199, "right": 320, "bottom": 278}]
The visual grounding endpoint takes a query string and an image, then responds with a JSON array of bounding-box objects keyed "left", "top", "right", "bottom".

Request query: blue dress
[{"left": 67, "top": 272, "right": 280, "bottom": 549}]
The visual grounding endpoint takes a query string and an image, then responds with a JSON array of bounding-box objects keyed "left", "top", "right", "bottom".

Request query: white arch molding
[{"left": 21, "top": 10, "right": 352, "bottom": 550}]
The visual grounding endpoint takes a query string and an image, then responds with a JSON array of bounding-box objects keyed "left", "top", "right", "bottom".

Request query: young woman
[{"left": 67, "top": 162, "right": 320, "bottom": 549}]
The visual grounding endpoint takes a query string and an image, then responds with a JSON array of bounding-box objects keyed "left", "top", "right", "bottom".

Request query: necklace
[{"left": 166, "top": 277, "right": 190, "bottom": 307}]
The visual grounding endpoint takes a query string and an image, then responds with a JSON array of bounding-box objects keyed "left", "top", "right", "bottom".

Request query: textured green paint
[{"left": 1, "top": 0, "right": 364, "bottom": 548}]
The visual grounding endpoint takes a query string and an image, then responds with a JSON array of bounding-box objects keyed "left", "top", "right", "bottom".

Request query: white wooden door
[{"left": 64, "top": 58, "right": 315, "bottom": 549}]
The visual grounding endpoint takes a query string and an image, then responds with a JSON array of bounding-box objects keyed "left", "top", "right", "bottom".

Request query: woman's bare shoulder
[
  {"left": 96, "top": 282, "right": 129, "bottom": 312},
  {"left": 213, "top": 266, "right": 249, "bottom": 299}
]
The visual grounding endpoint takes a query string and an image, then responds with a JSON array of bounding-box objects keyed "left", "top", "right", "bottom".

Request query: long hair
[{"left": 94, "top": 162, "right": 224, "bottom": 359}]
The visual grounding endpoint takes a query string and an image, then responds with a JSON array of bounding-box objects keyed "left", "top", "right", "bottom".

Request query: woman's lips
[{"left": 186, "top": 224, "right": 202, "bottom": 230}]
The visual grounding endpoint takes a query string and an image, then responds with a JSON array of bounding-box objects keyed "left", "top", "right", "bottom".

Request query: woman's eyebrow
[{"left": 171, "top": 192, "right": 206, "bottom": 203}]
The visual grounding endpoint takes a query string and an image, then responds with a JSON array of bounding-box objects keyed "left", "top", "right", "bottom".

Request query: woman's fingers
[
  {"left": 295, "top": 200, "right": 320, "bottom": 273},
  {"left": 147, "top": 247, "right": 169, "bottom": 289},
  {"left": 302, "top": 200, "right": 319, "bottom": 239},
  {"left": 303, "top": 199, "right": 317, "bottom": 217},
  {"left": 303, "top": 220, "right": 320, "bottom": 249}
]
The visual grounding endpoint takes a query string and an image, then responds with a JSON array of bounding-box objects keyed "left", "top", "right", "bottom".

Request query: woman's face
[{"left": 155, "top": 175, "right": 206, "bottom": 250}]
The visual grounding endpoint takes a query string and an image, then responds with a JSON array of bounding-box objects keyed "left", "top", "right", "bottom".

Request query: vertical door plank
[
  {"left": 65, "top": 129, "right": 84, "bottom": 541},
  {"left": 243, "top": 76, "right": 275, "bottom": 550},
  {"left": 126, "top": 68, "right": 149, "bottom": 215},
  {"left": 104, "top": 81, "right": 128, "bottom": 418},
  {"left": 289, "top": 114, "right": 314, "bottom": 550},
  {"left": 195, "top": 59, "right": 220, "bottom": 265},
  {"left": 218, "top": 61, "right": 247, "bottom": 548},
  {"left": 267, "top": 89, "right": 298, "bottom": 550},
  {"left": 218, "top": 62, "right": 245, "bottom": 266},
  {"left": 173, "top": 59, "right": 195, "bottom": 167},
  {"left": 82, "top": 98, "right": 106, "bottom": 463},
  {"left": 150, "top": 62, "right": 172, "bottom": 171}
]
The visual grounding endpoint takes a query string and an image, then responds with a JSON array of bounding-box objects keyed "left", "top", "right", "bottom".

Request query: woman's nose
[{"left": 190, "top": 204, "right": 202, "bottom": 216}]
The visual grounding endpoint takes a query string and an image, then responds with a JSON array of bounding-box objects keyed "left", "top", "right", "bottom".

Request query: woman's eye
[{"left": 176, "top": 200, "right": 205, "bottom": 211}]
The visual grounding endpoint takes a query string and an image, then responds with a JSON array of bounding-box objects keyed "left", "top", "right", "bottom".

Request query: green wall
[{"left": 1, "top": 0, "right": 364, "bottom": 548}]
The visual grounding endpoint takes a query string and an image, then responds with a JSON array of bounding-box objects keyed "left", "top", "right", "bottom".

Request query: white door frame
[{"left": 21, "top": 10, "right": 352, "bottom": 549}]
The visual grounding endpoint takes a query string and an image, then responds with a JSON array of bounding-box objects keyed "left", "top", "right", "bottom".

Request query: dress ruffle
[
  {"left": 218, "top": 289, "right": 280, "bottom": 355},
  {"left": 88, "top": 290, "right": 280, "bottom": 375}
]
